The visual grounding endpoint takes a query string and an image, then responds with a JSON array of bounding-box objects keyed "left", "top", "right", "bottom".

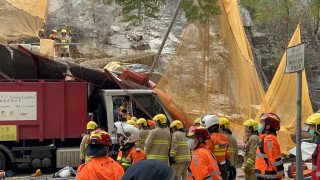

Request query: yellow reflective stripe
[
  {"left": 214, "top": 151, "right": 226, "bottom": 156},
  {"left": 121, "top": 163, "right": 132, "bottom": 167},
  {"left": 153, "top": 140, "right": 170, "bottom": 145},
  {"left": 178, "top": 141, "right": 188, "bottom": 146},
  {"left": 247, "top": 160, "right": 254, "bottom": 165},
  {"left": 170, "top": 150, "right": 177, "bottom": 154},
  {"left": 147, "top": 155, "right": 168, "bottom": 159},
  {"left": 175, "top": 155, "right": 191, "bottom": 160},
  {"left": 214, "top": 144, "right": 227, "bottom": 148},
  {"left": 214, "top": 148, "right": 227, "bottom": 151},
  {"left": 140, "top": 138, "right": 146, "bottom": 143}
]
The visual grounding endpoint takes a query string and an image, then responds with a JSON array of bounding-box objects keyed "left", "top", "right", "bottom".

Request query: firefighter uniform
[
  {"left": 59, "top": 32, "right": 71, "bottom": 57},
  {"left": 255, "top": 134, "right": 284, "bottom": 179},
  {"left": 170, "top": 131, "right": 191, "bottom": 180},
  {"left": 136, "top": 128, "right": 150, "bottom": 150},
  {"left": 117, "top": 145, "right": 147, "bottom": 171},
  {"left": 223, "top": 131, "right": 238, "bottom": 180},
  {"left": 77, "top": 155, "right": 124, "bottom": 180},
  {"left": 80, "top": 134, "right": 90, "bottom": 162},
  {"left": 144, "top": 126, "right": 171, "bottom": 165},
  {"left": 243, "top": 133, "right": 259, "bottom": 180},
  {"left": 187, "top": 145, "right": 221, "bottom": 180}
]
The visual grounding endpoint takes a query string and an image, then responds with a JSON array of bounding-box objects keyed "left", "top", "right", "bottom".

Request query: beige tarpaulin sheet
[
  {"left": 157, "top": 0, "right": 265, "bottom": 138},
  {"left": 0, "top": 0, "right": 48, "bottom": 42},
  {"left": 40, "top": 39, "right": 54, "bottom": 58},
  {"left": 256, "top": 24, "right": 314, "bottom": 156}
]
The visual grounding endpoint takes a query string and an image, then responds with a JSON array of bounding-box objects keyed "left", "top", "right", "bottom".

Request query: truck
[{"left": 0, "top": 79, "right": 172, "bottom": 170}]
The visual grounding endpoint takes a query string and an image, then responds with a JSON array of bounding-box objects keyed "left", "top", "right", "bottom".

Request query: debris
[
  {"left": 52, "top": 166, "right": 77, "bottom": 178},
  {"left": 288, "top": 142, "right": 317, "bottom": 161},
  {"left": 31, "top": 169, "right": 42, "bottom": 177}
]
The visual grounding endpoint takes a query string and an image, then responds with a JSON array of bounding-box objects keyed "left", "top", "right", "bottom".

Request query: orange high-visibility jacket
[
  {"left": 255, "top": 133, "right": 284, "bottom": 179},
  {"left": 187, "top": 145, "right": 221, "bottom": 180},
  {"left": 77, "top": 155, "right": 124, "bottom": 180},
  {"left": 206, "top": 132, "right": 230, "bottom": 163},
  {"left": 117, "top": 145, "right": 147, "bottom": 171}
]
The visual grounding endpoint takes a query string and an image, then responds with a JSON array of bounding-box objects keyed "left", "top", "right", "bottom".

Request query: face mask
[
  {"left": 258, "top": 124, "right": 263, "bottom": 134},
  {"left": 188, "top": 138, "right": 196, "bottom": 150},
  {"left": 310, "top": 130, "right": 316, "bottom": 137}
]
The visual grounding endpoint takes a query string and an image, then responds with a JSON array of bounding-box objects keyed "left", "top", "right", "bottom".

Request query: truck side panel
[{"left": 0, "top": 80, "right": 87, "bottom": 141}]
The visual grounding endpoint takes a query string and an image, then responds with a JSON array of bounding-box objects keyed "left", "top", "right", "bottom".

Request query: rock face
[{"left": 44, "top": 0, "right": 187, "bottom": 73}]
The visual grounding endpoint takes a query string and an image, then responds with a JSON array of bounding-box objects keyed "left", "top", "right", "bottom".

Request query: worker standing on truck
[
  {"left": 169, "top": 120, "right": 190, "bottom": 180},
  {"left": 80, "top": 120, "right": 98, "bottom": 164},
  {"left": 200, "top": 114, "right": 230, "bottom": 180},
  {"left": 186, "top": 125, "right": 221, "bottom": 180},
  {"left": 136, "top": 118, "right": 150, "bottom": 150},
  {"left": 242, "top": 119, "right": 259, "bottom": 180},
  {"left": 144, "top": 114, "right": 171, "bottom": 165},
  {"left": 114, "top": 122, "right": 147, "bottom": 171},
  {"left": 58, "top": 29, "right": 71, "bottom": 57},
  {"left": 255, "top": 113, "right": 284, "bottom": 180},
  {"left": 219, "top": 117, "right": 238, "bottom": 180},
  {"left": 77, "top": 128, "right": 124, "bottom": 180},
  {"left": 304, "top": 113, "right": 320, "bottom": 180}
]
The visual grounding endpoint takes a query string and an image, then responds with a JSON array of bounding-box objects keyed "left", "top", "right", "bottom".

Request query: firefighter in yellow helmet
[
  {"left": 169, "top": 120, "right": 190, "bottom": 180},
  {"left": 80, "top": 120, "right": 98, "bottom": 164},
  {"left": 131, "top": 117, "right": 137, "bottom": 122},
  {"left": 58, "top": 29, "right": 71, "bottom": 57},
  {"left": 219, "top": 117, "right": 238, "bottom": 180},
  {"left": 127, "top": 120, "right": 136, "bottom": 127},
  {"left": 144, "top": 114, "right": 171, "bottom": 165},
  {"left": 136, "top": 118, "right": 150, "bottom": 150},
  {"left": 305, "top": 113, "right": 320, "bottom": 179},
  {"left": 242, "top": 119, "right": 259, "bottom": 180}
]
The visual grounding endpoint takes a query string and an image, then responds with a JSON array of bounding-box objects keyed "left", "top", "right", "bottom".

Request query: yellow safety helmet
[
  {"left": 243, "top": 119, "right": 258, "bottom": 131},
  {"left": 127, "top": 120, "right": 136, "bottom": 127},
  {"left": 61, "top": 29, "right": 67, "bottom": 33},
  {"left": 87, "top": 121, "right": 98, "bottom": 130},
  {"left": 131, "top": 117, "right": 137, "bottom": 122},
  {"left": 153, "top": 114, "right": 167, "bottom": 124},
  {"left": 219, "top": 117, "right": 230, "bottom": 130},
  {"left": 170, "top": 120, "right": 184, "bottom": 130},
  {"left": 194, "top": 118, "right": 200, "bottom": 124},
  {"left": 137, "top": 118, "right": 147, "bottom": 126},
  {"left": 305, "top": 113, "right": 320, "bottom": 134}
]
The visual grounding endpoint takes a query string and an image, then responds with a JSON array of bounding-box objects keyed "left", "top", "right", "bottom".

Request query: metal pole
[
  {"left": 296, "top": 70, "right": 303, "bottom": 180},
  {"left": 146, "top": 0, "right": 184, "bottom": 82}
]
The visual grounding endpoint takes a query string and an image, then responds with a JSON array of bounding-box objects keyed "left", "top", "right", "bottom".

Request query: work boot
[{"left": 31, "top": 169, "right": 42, "bottom": 177}]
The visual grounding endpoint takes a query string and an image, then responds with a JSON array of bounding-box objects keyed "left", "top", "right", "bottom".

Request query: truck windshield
[{"left": 113, "top": 94, "right": 165, "bottom": 121}]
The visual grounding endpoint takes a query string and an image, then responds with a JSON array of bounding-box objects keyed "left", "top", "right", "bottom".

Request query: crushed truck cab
[{"left": 0, "top": 80, "right": 172, "bottom": 169}]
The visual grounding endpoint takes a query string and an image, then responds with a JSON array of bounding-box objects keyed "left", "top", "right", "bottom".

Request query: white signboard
[
  {"left": 285, "top": 43, "right": 305, "bottom": 73},
  {"left": 0, "top": 92, "right": 37, "bottom": 120}
]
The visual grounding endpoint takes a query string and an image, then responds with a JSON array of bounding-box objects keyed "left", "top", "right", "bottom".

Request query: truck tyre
[{"left": 0, "top": 151, "right": 6, "bottom": 170}]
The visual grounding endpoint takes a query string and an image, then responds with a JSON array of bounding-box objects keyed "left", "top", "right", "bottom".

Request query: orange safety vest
[
  {"left": 206, "top": 132, "right": 230, "bottom": 163},
  {"left": 255, "top": 133, "right": 284, "bottom": 179},
  {"left": 77, "top": 155, "right": 124, "bottom": 180},
  {"left": 187, "top": 145, "right": 221, "bottom": 180},
  {"left": 117, "top": 145, "right": 147, "bottom": 171}
]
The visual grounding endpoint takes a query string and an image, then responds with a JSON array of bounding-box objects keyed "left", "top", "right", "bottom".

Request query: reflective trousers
[{"left": 171, "top": 162, "right": 190, "bottom": 180}]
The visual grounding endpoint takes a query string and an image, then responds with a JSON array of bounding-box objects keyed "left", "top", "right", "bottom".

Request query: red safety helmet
[
  {"left": 187, "top": 125, "right": 209, "bottom": 139},
  {"left": 260, "top": 113, "right": 281, "bottom": 131},
  {"left": 87, "top": 128, "right": 112, "bottom": 146}
]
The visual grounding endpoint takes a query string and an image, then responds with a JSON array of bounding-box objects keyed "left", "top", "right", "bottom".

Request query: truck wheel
[{"left": 0, "top": 151, "right": 6, "bottom": 170}]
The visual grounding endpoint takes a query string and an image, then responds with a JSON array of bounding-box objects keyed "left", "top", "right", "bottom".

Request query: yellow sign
[{"left": 0, "top": 125, "right": 17, "bottom": 141}]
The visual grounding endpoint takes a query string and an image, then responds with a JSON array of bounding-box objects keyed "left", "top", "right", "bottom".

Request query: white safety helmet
[
  {"left": 114, "top": 121, "right": 139, "bottom": 145},
  {"left": 200, "top": 114, "right": 220, "bottom": 129}
]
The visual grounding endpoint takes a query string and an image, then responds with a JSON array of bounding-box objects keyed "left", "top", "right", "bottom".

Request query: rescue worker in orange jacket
[
  {"left": 187, "top": 125, "right": 221, "bottom": 180},
  {"left": 242, "top": 119, "right": 260, "bottom": 180},
  {"left": 200, "top": 114, "right": 230, "bottom": 180},
  {"left": 114, "top": 122, "right": 147, "bottom": 171},
  {"left": 136, "top": 118, "right": 150, "bottom": 150},
  {"left": 304, "top": 113, "right": 320, "bottom": 180},
  {"left": 77, "top": 128, "right": 124, "bottom": 180},
  {"left": 219, "top": 117, "right": 238, "bottom": 180},
  {"left": 144, "top": 114, "right": 171, "bottom": 165},
  {"left": 169, "top": 120, "right": 191, "bottom": 180},
  {"left": 255, "top": 113, "right": 284, "bottom": 180}
]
